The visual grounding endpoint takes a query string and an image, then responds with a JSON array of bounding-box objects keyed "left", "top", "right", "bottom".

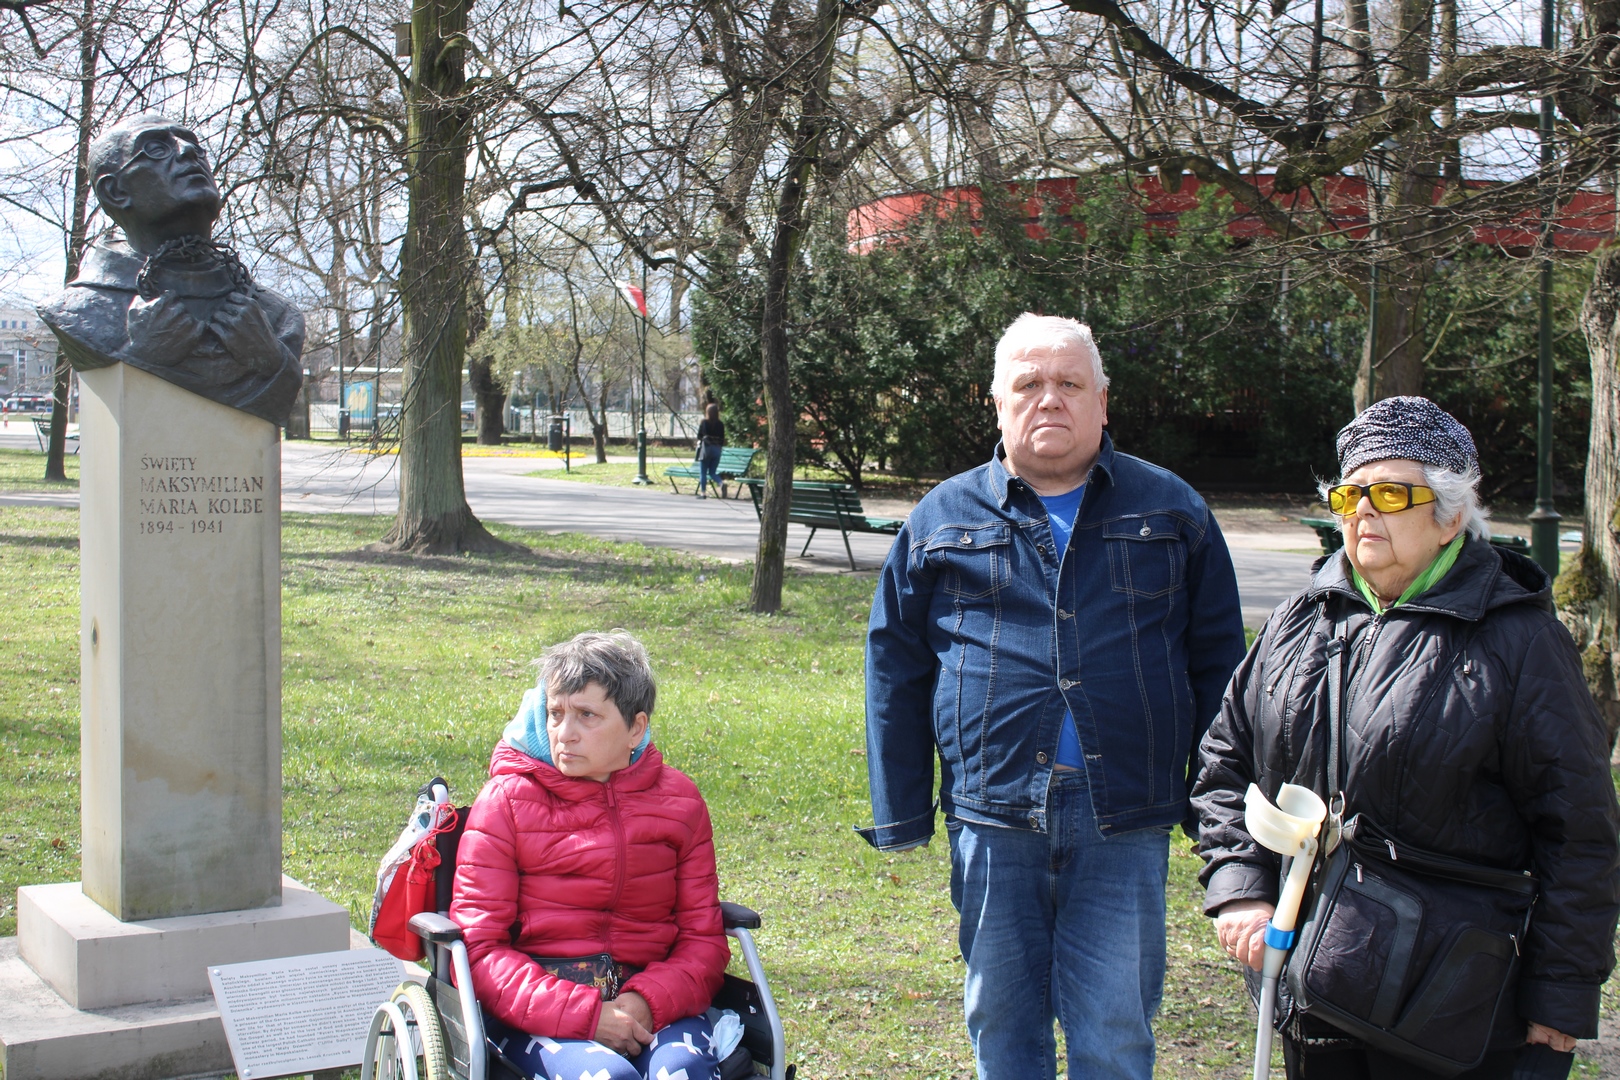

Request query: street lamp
[
  {"left": 616, "top": 275, "right": 653, "bottom": 484},
  {"left": 636, "top": 260, "right": 650, "bottom": 485},
  {"left": 1528, "top": 0, "right": 1561, "bottom": 575}
]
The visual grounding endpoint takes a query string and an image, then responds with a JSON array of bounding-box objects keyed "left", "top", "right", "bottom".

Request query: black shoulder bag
[{"left": 1282, "top": 633, "right": 1539, "bottom": 1076}]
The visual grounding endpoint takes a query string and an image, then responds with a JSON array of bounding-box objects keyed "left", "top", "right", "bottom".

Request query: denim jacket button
[
  {"left": 961, "top": 534, "right": 973, "bottom": 545},
  {"left": 1059, "top": 678, "right": 1074, "bottom": 690},
  {"left": 1036, "top": 752, "right": 1048, "bottom": 764},
  {"left": 1139, "top": 524, "right": 1152, "bottom": 537},
  {"left": 1028, "top": 813, "right": 1040, "bottom": 827}
]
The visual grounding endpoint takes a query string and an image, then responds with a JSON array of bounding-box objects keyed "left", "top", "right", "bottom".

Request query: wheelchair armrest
[
  {"left": 720, "top": 901, "right": 761, "bottom": 930},
  {"left": 409, "top": 911, "right": 465, "bottom": 943}
]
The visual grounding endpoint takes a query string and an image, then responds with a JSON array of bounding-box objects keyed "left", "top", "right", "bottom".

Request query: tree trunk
[
  {"left": 466, "top": 271, "right": 505, "bottom": 445},
  {"left": 1354, "top": 262, "right": 1428, "bottom": 409},
  {"left": 46, "top": 0, "right": 97, "bottom": 483},
  {"left": 1560, "top": 245, "right": 1620, "bottom": 750},
  {"left": 749, "top": 0, "right": 845, "bottom": 614},
  {"left": 379, "top": 0, "right": 516, "bottom": 554},
  {"left": 592, "top": 421, "right": 607, "bottom": 463},
  {"left": 468, "top": 354, "right": 507, "bottom": 445},
  {"left": 1354, "top": 146, "right": 1441, "bottom": 411}
]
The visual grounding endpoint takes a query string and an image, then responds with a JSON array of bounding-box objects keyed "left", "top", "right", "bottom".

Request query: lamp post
[
  {"left": 634, "top": 259, "right": 650, "bottom": 485},
  {"left": 1528, "top": 0, "right": 1561, "bottom": 575},
  {"left": 616, "top": 274, "right": 654, "bottom": 484}
]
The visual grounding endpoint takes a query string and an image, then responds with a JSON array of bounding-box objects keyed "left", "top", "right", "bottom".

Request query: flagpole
[{"left": 633, "top": 260, "right": 651, "bottom": 485}]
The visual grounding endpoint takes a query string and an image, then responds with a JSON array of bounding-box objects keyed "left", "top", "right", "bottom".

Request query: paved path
[
  {"left": 1, "top": 435, "right": 1319, "bottom": 626},
  {"left": 280, "top": 444, "right": 1325, "bottom": 627}
]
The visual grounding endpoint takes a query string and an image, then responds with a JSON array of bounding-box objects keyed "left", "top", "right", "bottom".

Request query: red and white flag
[{"left": 616, "top": 281, "right": 648, "bottom": 319}]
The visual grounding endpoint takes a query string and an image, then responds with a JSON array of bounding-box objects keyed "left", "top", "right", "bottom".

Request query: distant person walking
[{"left": 695, "top": 403, "right": 725, "bottom": 498}]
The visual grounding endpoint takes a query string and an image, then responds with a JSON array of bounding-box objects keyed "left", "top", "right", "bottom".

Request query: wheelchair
[{"left": 358, "top": 801, "right": 791, "bottom": 1080}]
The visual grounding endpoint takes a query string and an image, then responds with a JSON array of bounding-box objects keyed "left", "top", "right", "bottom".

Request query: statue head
[{"left": 90, "top": 114, "right": 221, "bottom": 254}]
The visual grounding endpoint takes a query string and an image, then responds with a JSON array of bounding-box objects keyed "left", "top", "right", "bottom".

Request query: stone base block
[
  {"left": 0, "top": 935, "right": 231, "bottom": 1080},
  {"left": 0, "top": 918, "right": 372, "bottom": 1080},
  {"left": 18, "top": 878, "right": 351, "bottom": 1010}
]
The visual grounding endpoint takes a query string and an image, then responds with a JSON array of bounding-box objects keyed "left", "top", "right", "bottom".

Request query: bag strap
[{"left": 1322, "top": 604, "right": 1348, "bottom": 851}]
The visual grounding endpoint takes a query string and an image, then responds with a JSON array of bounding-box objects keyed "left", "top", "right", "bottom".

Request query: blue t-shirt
[{"left": 1037, "top": 484, "right": 1086, "bottom": 769}]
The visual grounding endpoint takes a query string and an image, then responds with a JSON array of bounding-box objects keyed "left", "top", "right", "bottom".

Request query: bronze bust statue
[{"left": 37, "top": 114, "right": 304, "bottom": 425}]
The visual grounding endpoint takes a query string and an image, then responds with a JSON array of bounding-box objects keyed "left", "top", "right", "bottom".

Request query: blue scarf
[{"left": 501, "top": 685, "right": 652, "bottom": 767}]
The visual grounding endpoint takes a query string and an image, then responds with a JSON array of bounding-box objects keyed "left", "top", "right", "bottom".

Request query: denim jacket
[{"left": 860, "top": 434, "right": 1245, "bottom": 850}]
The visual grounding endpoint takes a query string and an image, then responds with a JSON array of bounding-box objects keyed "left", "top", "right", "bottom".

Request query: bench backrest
[
  {"left": 784, "top": 483, "right": 851, "bottom": 523},
  {"left": 742, "top": 478, "right": 865, "bottom": 523},
  {"left": 715, "top": 447, "right": 760, "bottom": 475}
]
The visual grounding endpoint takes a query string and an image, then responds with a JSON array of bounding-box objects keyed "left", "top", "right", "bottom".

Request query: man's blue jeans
[{"left": 948, "top": 769, "right": 1169, "bottom": 1080}]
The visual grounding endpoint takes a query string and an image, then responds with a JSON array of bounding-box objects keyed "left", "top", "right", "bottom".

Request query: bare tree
[{"left": 1030, "top": 0, "right": 1609, "bottom": 408}]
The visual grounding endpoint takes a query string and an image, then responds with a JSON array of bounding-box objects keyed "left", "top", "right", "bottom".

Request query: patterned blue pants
[{"left": 484, "top": 1009, "right": 720, "bottom": 1080}]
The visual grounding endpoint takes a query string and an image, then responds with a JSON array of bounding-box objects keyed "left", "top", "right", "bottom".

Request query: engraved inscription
[{"left": 137, "top": 455, "right": 266, "bottom": 535}]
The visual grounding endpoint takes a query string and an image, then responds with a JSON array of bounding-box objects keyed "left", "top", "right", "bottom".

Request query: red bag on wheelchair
[{"left": 369, "top": 778, "right": 458, "bottom": 962}]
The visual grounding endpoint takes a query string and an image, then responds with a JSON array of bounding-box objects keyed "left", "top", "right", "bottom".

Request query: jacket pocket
[
  {"left": 1103, "top": 515, "right": 1185, "bottom": 599},
  {"left": 925, "top": 523, "right": 1012, "bottom": 600}
]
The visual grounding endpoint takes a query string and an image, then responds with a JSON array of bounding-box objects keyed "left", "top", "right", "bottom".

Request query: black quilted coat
[{"left": 1193, "top": 536, "right": 1620, "bottom": 1041}]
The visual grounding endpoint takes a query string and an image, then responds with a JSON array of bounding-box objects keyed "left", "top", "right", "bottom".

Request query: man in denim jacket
[{"left": 861, "top": 314, "right": 1245, "bottom": 1080}]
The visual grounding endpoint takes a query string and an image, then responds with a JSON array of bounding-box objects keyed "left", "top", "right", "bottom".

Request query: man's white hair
[{"left": 992, "top": 313, "right": 1110, "bottom": 398}]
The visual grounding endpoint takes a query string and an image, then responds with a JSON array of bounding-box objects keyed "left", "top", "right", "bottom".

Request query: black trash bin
[{"left": 547, "top": 415, "right": 565, "bottom": 451}]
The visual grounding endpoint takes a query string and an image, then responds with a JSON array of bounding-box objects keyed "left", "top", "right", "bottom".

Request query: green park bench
[
  {"left": 664, "top": 446, "right": 760, "bottom": 497},
  {"left": 740, "top": 478, "right": 905, "bottom": 571},
  {"left": 32, "top": 416, "right": 79, "bottom": 455},
  {"left": 1300, "top": 516, "right": 1531, "bottom": 557}
]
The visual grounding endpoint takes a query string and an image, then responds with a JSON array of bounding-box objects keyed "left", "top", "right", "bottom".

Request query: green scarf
[{"left": 1351, "top": 533, "right": 1466, "bottom": 615}]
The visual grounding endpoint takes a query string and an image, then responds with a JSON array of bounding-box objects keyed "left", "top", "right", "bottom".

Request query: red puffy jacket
[{"left": 449, "top": 740, "right": 728, "bottom": 1039}]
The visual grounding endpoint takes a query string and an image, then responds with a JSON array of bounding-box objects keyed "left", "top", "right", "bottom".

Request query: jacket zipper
[{"left": 605, "top": 780, "right": 626, "bottom": 957}]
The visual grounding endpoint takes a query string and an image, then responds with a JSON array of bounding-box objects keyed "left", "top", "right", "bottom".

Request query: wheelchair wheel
[{"left": 374, "top": 980, "right": 450, "bottom": 1080}]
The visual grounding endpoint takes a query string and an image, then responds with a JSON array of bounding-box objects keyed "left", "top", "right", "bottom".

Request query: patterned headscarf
[{"left": 1336, "top": 396, "right": 1478, "bottom": 477}]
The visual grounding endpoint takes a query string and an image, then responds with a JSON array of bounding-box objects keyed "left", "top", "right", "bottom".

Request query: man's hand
[
  {"left": 126, "top": 295, "right": 205, "bottom": 365},
  {"left": 1214, "top": 899, "right": 1275, "bottom": 971},
  {"left": 1526, "top": 1022, "right": 1578, "bottom": 1053},
  {"left": 211, "top": 291, "right": 286, "bottom": 376},
  {"left": 593, "top": 991, "right": 653, "bottom": 1057}
]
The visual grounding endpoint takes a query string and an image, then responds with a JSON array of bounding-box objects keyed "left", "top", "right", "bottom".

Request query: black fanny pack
[{"left": 530, "top": 953, "right": 644, "bottom": 1000}]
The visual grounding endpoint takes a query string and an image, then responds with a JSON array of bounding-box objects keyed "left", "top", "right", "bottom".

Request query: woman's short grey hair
[
  {"left": 539, "top": 630, "right": 656, "bottom": 723},
  {"left": 992, "top": 313, "right": 1110, "bottom": 398},
  {"left": 1320, "top": 464, "right": 1490, "bottom": 541}
]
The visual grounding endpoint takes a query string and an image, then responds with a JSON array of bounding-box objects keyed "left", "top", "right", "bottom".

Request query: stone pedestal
[
  {"left": 17, "top": 880, "right": 350, "bottom": 1011},
  {"left": 0, "top": 881, "right": 359, "bottom": 1080},
  {"left": 0, "top": 365, "right": 356, "bottom": 1080},
  {"left": 77, "top": 363, "right": 282, "bottom": 920}
]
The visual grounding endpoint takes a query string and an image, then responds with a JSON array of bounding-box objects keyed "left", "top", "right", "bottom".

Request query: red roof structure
[{"left": 847, "top": 175, "right": 1618, "bottom": 257}]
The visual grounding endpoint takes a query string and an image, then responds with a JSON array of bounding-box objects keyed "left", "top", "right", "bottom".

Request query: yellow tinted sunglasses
[{"left": 1327, "top": 481, "right": 1436, "bottom": 516}]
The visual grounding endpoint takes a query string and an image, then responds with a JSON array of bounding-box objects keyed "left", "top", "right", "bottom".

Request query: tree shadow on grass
[
  {"left": 0, "top": 532, "right": 80, "bottom": 551},
  {"left": 284, "top": 541, "right": 726, "bottom": 589}
]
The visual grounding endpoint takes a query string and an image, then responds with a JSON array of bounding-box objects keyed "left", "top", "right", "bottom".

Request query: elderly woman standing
[{"left": 1193, "top": 397, "right": 1620, "bottom": 1079}]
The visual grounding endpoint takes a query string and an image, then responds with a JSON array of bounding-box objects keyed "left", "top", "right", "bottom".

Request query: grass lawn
[
  {"left": 0, "top": 504, "right": 1611, "bottom": 1078},
  {"left": 524, "top": 459, "right": 700, "bottom": 489},
  {"left": 0, "top": 446, "right": 78, "bottom": 491}
]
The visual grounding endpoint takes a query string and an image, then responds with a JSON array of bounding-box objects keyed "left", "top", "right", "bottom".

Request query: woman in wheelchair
[{"left": 449, "top": 631, "right": 730, "bottom": 1080}]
